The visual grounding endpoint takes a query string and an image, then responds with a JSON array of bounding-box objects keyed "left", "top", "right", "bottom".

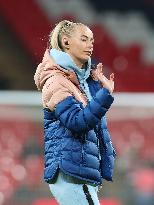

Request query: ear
[{"left": 61, "top": 36, "right": 70, "bottom": 50}]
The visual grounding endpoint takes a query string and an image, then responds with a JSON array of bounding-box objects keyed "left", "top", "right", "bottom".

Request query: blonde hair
[{"left": 49, "top": 20, "right": 85, "bottom": 50}]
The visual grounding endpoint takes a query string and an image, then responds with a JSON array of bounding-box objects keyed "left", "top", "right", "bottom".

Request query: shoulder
[
  {"left": 44, "top": 69, "right": 72, "bottom": 89},
  {"left": 42, "top": 70, "right": 73, "bottom": 110}
]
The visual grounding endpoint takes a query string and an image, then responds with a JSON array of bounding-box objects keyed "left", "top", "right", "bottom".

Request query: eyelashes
[
  {"left": 81, "top": 38, "right": 94, "bottom": 44},
  {"left": 81, "top": 38, "right": 87, "bottom": 41}
]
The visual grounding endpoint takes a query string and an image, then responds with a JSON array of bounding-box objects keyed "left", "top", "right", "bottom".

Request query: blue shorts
[{"left": 49, "top": 171, "right": 100, "bottom": 205}]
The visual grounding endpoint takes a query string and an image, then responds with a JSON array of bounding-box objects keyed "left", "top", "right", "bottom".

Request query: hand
[{"left": 94, "top": 63, "right": 114, "bottom": 93}]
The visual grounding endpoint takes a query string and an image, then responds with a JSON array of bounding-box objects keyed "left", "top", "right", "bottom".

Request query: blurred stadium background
[{"left": 0, "top": 0, "right": 154, "bottom": 205}]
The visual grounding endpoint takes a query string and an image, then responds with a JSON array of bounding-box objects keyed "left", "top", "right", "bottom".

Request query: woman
[{"left": 34, "top": 20, "right": 116, "bottom": 205}]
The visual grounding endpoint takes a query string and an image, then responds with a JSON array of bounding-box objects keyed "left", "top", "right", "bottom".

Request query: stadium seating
[
  {"left": 0, "top": 0, "right": 154, "bottom": 91},
  {"left": 0, "top": 1, "right": 154, "bottom": 204},
  {"left": 0, "top": 118, "right": 43, "bottom": 202}
]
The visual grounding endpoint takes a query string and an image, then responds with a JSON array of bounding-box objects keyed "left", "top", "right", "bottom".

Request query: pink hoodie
[
  {"left": 34, "top": 50, "right": 100, "bottom": 111},
  {"left": 34, "top": 50, "right": 94, "bottom": 110}
]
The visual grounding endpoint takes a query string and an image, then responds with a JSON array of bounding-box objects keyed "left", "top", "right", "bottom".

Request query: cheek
[
  {"left": 73, "top": 44, "right": 83, "bottom": 54},
  {"left": 70, "top": 41, "right": 85, "bottom": 56}
]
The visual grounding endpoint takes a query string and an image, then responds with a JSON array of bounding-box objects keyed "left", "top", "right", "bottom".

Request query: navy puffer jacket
[{"left": 43, "top": 77, "right": 116, "bottom": 186}]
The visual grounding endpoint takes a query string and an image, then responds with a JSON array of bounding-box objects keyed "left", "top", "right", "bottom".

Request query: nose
[{"left": 88, "top": 42, "right": 93, "bottom": 51}]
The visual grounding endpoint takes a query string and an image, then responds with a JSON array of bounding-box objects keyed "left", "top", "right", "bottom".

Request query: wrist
[{"left": 100, "top": 82, "right": 113, "bottom": 94}]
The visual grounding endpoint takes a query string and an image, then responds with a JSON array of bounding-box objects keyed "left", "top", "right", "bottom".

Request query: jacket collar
[
  {"left": 34, "top": 49, "right": 99, "bottom": 91},
  {"left": 49, "top": 48, "right": 91, "bottom": 83}
]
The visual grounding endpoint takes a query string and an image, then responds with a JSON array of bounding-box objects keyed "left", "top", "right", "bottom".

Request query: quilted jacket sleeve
[{"left": 55, "top": 87, "right": 114, "bottom": 133}]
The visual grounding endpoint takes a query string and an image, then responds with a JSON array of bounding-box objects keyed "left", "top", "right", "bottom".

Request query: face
[{"left": 62, "top": 25, "right": 94, "bottom": 68}]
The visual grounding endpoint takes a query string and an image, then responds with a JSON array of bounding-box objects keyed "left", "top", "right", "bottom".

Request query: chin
[{"left": 81, "top": 56, "right": 90, "bottom": 63}]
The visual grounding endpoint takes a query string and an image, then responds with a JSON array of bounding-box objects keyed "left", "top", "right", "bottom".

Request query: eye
[{"left": 81, "top": 38, "right": 87, "bottom": 42}]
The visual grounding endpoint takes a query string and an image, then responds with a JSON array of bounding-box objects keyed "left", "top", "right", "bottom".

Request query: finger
[
  {"left": 97, "top": 63, "right": 103, "bottom": 73},
  {"left": 110, "top": 73, "right": 114, "bottom": 81},
  {"left": 97, "top": 63, "right": 103, "bottom": 70},
  {"left": 97, "top": 63, "right": 102, "bottom": 67}
]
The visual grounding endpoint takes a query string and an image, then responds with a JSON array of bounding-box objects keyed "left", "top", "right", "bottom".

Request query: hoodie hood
[
  {"left": 34, "top": 49, "right": 99, "bottom": 99},
  {"left": 49, "top": 49, "right": 92, "bottom": 100},
  {"left": 34, "top": 50, "right": 80, "bottom": 91},
  {"left": 49, "top": 48, "right": 92, "bottom": 82}
]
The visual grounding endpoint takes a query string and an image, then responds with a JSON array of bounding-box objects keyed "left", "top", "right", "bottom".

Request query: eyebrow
[{"left": 81, "top": 35, "right": 94, "bottom": 41}]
